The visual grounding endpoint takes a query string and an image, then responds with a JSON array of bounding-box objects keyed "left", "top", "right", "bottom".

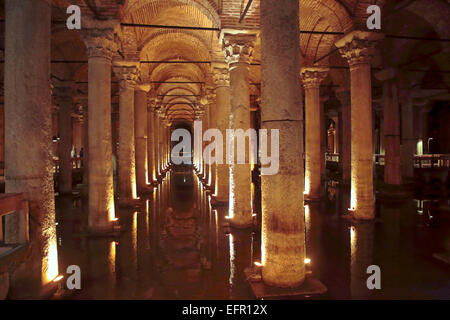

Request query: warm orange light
[
  {"left": 254, "top": 261, "right": 263, "bottom": 267},
  {"left": 304, "top": 258, "right": 311, "bottom": 264},
  {"left": 52, "top": 275, "right": 63, "bottom": 282}
]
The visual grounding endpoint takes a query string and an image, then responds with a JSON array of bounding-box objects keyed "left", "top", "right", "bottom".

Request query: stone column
[
  {"left": 260, "top": 0, "right": 306, "bottom": 287},
  {"left": 400, "top": 90, "right": 415, "bottom": 180},
  {"left": 375, "top": 68, "right": 402, "bottom": 185},
  {"left": 207, "top": 87, "right": 217, "bottom": 191},
  {"left": 222, "top": 33, "right": 256, "bottom": 228},
  {"left": 134, "top": 84, "right": 152, "bottom": 194},
  {"left": 202, "top": 101, "right": 210, "bottom": 184},
  {"left": 153, "top": 108, "right": 161, "bottom": 179},
  {"left": 336, "top": 31, "right": 383, "bottom": 220},
  {"left": 83, "top": 21, "right": 119, "bottom": 230},
  {"left": 114, "top": 63, "right": 139, "bottom": 206},
  {"left": 73, "top": 115, "right": 83, "bottom": 155},
  {"left": 4, "top": 0, "right": 58, "bottom": 290},
  {"left": 301, "top": 68, "right": 328, "bottom": 201},
  {"left": 336, "top": 88, "right": 351, "bottom": 184},
  {"left": 54, "top": 83, "right": 74, "bottom": 195},
  {"left": 212, "top": 66, "right": 230, "bottom": 203},
  {"left": 147, "top": 99, "right": 156, "bottom": 183}
]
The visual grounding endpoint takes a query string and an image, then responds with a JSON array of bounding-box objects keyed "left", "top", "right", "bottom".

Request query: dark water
[{"left": 54, "top": 168, "right": 450, "bottom": 299}]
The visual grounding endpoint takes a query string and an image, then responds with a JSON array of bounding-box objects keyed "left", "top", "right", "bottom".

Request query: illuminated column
[
  {"left": 376, "top": 68, "right": 402, "bottom": 185},
  {"left": 336, "top": 88, "right": 351, "bottom": 184},
  {"left": 212, "top": 65, "right": 230, "bottom": 203},
  {"left": 153, "top": 108, "right": 161, "bottom": 178},
  {"left": 83, "top": 21, "right": 119, "bottom": 230},
  {"left": 207, "top": 87, "right": 217, "bottom": 191},
  {"left": 114, "top": 63, "right": 139, "bottom": 206},
  {"left": 260, "top": 0, "right": 306, "bottom": 287},
  {"left": 163, "top": 120, "right": 171, "bottom": 169},
  {"left": 336, "top": 31, "right": 383, "bottom": 220},
  {"left": 4, "top": 0, "right": 58, "bottom": 290},
  {"left": 54, "top": 82, "right": 74, "bottom": 195},
  {"left": 400, "top": 90, "right": 415, "bottom": 180},
  {"left": 202, "top": 100, "right": 210, "bottom": 184},
  {"left": 157, "top": 111, "right": 165, "bottom": 175},
  {"left": 194, "top": 110, "right": 204, "bottom": 174},
  {"left": 134, "top": 84, "right": 152, "bottom": 194},
  {"left": 147, "top": 98, "right": 156, "bottom": 183},
  {"left": 222, "top": 33, "right": 256, "bottom": 228},
  {"left": 301, "top": 68, "right": 328, "bottom": 201}
]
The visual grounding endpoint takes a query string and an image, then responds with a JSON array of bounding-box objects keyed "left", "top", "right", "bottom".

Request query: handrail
[{"left": 0, "top": 193, "right": 29, "bottom": 244}]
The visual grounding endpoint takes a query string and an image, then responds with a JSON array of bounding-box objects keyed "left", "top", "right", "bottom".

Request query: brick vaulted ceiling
[{"left": 45, "top": 0, "right": 448, "bottom": 122}]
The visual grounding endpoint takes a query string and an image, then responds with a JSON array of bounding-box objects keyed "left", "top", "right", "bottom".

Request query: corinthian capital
[
  {"left": 222, "top": 33, "right": 256, "bottom": 66},
  {"left": 212, "top": 64, "right": 230, "bottom": 87},
  {"left": 335, "top": 31, "right": 384, "bottom": 67},
  {"left": 300, "top": 67, "right": 329, "bottom": 89},
  {"left": 113, "top": 63, "right": 139, "bottom": 90},
  {"left": 82, "top": 19, "right": 120, "bottom": 60}
]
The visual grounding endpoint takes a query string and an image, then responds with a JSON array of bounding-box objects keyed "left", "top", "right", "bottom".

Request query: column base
[
  {"left": 245, "top": 267, "right": 327, "bottom": 299},
  {"left": 341, "top": 213, "right": 380, "bottom": 224}
]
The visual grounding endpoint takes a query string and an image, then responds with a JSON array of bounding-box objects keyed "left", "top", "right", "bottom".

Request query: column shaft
[
  {"left": 301, "top": 68, "right": 328, "bottom": 200},
  {"left": 336, "top": 31, "right": 382, "bottom": 220},
  {"left": 85, "top": 26, "right": 118, "bottom": 230},
  {"left": 134, "top": 87, "right": 150, "bottom": 192},
  {"left": 114, "top": 65, "right": 139, "bottom": 205},
  {"left": 213, "top": 68, "right": 230, "bottom": 202},
  {"left": 4, "top": 0, "right": 58, "bottom": 290},
  {"left": 223, "top": 33, "right": 255, "bottom": 227},
  {"left": 260, "top": 0, "right": 305, "bottom": 287}
]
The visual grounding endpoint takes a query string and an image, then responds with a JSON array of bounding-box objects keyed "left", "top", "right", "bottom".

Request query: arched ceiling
[{"left": 45, "top": 0, "right": 448, "bottom": 123}]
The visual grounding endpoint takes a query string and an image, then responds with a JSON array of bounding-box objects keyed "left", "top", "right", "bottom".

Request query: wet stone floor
[{"left": 54, "top": 168, "right": 450, "bottom": 299}]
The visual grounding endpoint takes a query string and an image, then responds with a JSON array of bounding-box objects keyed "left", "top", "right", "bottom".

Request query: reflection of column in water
[
  {"left": 228, "top": 230, "right": 252, "bottom": 299},
  {"left": 350, "top": 223, "right": 374, "bottom": 299},
  {"left": 136, "top": 205, "right": 152, "bottom": 292},
  {"left": 115, "top": 211, "right": 138, "bottom": 298},
  {"left": 86, "top": 239, "right": 116, "bottom": 299}
]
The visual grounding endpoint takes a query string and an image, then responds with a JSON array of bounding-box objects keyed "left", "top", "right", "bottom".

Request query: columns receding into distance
[
  {"left": 301, "top": 67, "right": 329, "bottom": 201},
  {"left": 222, "top": 33, "right": 256, "bottom": 228},
  {"left": 260, "top": 0, "right": 306, "bottom": 287},
  {"left": 336, "top": 31, "right": 384, "bottom": 220}
]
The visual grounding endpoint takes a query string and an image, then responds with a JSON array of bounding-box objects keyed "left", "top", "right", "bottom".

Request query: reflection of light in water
[
  {"left": 350, "top": 226, "right": 357, "bottom": 263},
  {"left": 415, "top": 199, "right": 423, "bottom": 215},
  {"left": 304, "top": 205, "right": 310, "bottom": 233},
  {"left": 108, "top": 241, "right": 116, "bottom": 281},
  {"left": 229, "top": 234, "right": 235, "bottom": 287},
  {"left": 132, "top": 211, "right": 137, "bottom": 253}
]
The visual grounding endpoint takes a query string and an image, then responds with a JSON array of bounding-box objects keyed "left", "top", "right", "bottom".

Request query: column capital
[
  {"left": 82, "top": 20, "right": 120, "bottom": 61},
  {"left": 212, "top": 65, "right": 230, "bottom": 87},
  {"left": 206, "top": 86, "right": 216, "bottom": 103},
  {"left": 113, "top": 63, "right": 139, "bottom": 90},
  {"left": 222, "top": 33, "right": 256, "bottom": 66},
  {"left": 135, "top": 84, "right": 152, "bottom": 92},
  {"left": 335, "top": 31, "right": 384, "bottom": 67},
  {"left": 300, "top": 67, "right": 329, "bottom": 89}
]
